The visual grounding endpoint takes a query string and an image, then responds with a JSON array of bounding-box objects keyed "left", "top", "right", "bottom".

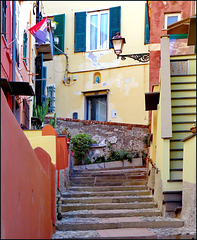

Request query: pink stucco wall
[{"left": 1, "top": 89, "right": 54, "bottom": 239}]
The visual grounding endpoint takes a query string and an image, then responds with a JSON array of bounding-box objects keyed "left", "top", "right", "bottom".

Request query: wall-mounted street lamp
[{"left": 110, "top": 32, "right": 149, "bottom": 63}]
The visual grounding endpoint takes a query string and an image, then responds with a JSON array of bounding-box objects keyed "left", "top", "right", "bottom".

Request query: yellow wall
[
  {"left": 23, "top": 133, "right": 57, "bottom": 165},
  {"left": 23, "top": 130, "right": 42, "bottom": 138},
  {"left": 43, "top": 1, "right": 149, "bottom": 124},
  {"left": 183, "top": 135, "right": 196, "bottom": 184}
]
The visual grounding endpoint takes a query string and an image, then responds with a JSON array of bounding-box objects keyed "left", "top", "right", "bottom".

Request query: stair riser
[
  {"left": 70, "top": 175, "right": 147, "bottom": 181},
  {"left": 70, "top": 182, "right": 147, "bottom": 187},
  {"left": 57, "top": 221, "right": 184, "bottom": 231},
  {"left": 71, "top": 172, "right": 147, "bottom": 177},
  {"left": 62, "top": 212, "right": 162, "bottom": 218},
  {"left": 62, "top": 191, "right": 151, "bottom": 198},
  {"left": 62, "top": 203, "right": 157, "bottom": 212},
  {"left": 73, "top": 166, "right": 146, "bottom": 173},
  {"left": 63, "top": 197, "right": 154, "bottom": 204},
  {"left": 66, "top": 186, "right": 148, "bottom": 191}
]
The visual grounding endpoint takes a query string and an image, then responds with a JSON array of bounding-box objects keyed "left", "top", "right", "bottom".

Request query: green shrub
[
  {"left": 94, "top": 155, "right": 106, "bottom": 163},
  {"left": 71, "top": 133, "right": 93, "bottom": 165}
]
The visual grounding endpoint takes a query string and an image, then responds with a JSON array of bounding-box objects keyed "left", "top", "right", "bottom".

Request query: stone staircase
[{"left": 53, "top": 165, "right": 195, "bottom": 239}]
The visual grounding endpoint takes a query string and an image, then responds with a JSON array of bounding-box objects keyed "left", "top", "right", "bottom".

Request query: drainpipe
[{"left": 12, "top": 1, "right": 16, "bottom": 112}]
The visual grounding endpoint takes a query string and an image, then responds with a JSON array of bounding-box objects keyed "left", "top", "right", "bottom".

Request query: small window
[
  {"left": 164, "top": 13, "right": 181, "bottom": 29},
  {"left": 86, "top": 10, "right": 109, "bottom": 51},
  {"left": 47, "top": 84, "right": 56, "bottom": 113}
]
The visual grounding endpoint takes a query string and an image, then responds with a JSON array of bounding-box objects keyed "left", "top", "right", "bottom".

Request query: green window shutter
[
  {"left": 23, "top": 30, "right": 27, "bottom": 65},
  {"left": 144, "top": 3, "right": 150, "bottom": 44},
  {"left": 109, "top": 6, "right": 121, "bottom": 49},
  {"left": 53, "top": 14, "right": 65, "bottom": 55},
  {"left": 74, "top": 11, "right": 86, "bottom": 52}
]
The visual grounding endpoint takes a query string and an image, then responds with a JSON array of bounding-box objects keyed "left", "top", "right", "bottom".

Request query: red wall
[
  {"left": 148, "top": 1, "right": 193, "bottom": 92},
  {"left": 1, "top": 89, "right": 54, "bottom": 239},
  {"left": 1, "top": 1, "right": 13, "bottom": 109}
]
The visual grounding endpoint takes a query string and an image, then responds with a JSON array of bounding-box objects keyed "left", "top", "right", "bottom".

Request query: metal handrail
[{"left": 146, "top": 156, "right": 159, "bottom": 174}]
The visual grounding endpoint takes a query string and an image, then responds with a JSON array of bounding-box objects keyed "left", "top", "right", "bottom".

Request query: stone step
[
  {"left": 62, "top": 189, "right": 151, "bottom": 198},
  {"left": 72, "top": 165, "right": 147, "bottom": 173},
  {"left": 69, "top": 180, "right": 148, "bottom": 186},
  {"left": 62, "top": 195, "right": 154, "bottom": 204},
  {"left": 56, "top": 216, "right": 184, "bottom": 231},
  {"left": 53, "top": 228, "right": 157, "bottom": 239},
  {"left": 61, "top": 209, "right": 162, "bottom": 218},
  {"left": 71, "top": 170, "right": 148, "bottom": 177},
  {"left": 66, "top": 185, "right": 148, "bottom": 192},
  {"left": 62, "top": 202, "right": 157, "bottom": 212}
]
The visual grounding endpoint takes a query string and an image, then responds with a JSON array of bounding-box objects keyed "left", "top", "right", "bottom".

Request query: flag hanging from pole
[{"left": 29, "top": 17, "right": 48, "bottom": 46}]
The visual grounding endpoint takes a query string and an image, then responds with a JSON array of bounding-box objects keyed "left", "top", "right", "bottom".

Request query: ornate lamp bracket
[{"left": 119, "top": 53, "right": 149, "bottom": 63}]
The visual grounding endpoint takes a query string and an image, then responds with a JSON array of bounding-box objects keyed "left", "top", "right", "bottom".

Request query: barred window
[{"left": 47, "top": 84, "right": 56, "bottom": 113}]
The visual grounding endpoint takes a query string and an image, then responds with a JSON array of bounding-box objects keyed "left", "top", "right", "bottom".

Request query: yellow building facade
[{"left": 42, "top": 1, "right": 149, "bottom": 124}]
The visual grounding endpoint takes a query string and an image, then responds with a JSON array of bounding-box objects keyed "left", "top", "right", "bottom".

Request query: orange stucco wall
[
  {"left": 42, "top": 125, "right": 69, "bottom": 188},
  {"left": 1, "top": 89, "right": 54, "bottom": 239}
]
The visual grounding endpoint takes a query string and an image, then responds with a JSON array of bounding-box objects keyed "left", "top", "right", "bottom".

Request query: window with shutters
[
  {"left": 53, "top": 14, "right": 65, "bottom": 55},
  {"left": 47, "top": 84, "right": 56, "bottom": 113},
  {"left": 75, "top": 6, "right": 121, "bottom": 52},
  {"left": 86, "top": 10, "right": 109, "bottom": 51}
]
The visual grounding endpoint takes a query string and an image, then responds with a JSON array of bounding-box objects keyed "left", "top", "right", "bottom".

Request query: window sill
[{"left": 85, "top": 48, "right": 111, "bottom": 53}]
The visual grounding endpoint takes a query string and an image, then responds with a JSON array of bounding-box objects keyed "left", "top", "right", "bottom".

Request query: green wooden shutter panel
[
  {"left": 53, "top": 14, "right": 65, "bottom": 55},
  {"left": 109, "top": 6, "right": 121, "bottom": 49},
  {"left": 144, "top": 3, "right": 150, "bottom": 44},
  {"left": 74, "top": 11, "right": 86, "bottom": 52},
  {"left": 23, "top": 30, "right": 27, "bottom": 65}
]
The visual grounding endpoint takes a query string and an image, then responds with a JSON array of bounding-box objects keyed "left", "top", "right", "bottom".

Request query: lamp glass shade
[{"left": 113, "top": 39, "right": 123, "bottom": 54}]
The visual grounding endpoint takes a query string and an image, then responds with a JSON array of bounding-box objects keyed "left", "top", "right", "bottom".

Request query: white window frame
[
  {"left": 86, "top": 10, "right": 109, "bottom": 51},
  {"left": 164, "top": 13, "right": 181, "bottom": 29}
]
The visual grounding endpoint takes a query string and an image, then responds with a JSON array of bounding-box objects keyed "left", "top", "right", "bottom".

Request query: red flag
[{"left": 29, "top": 17, "right": 48, "bottom": 46}]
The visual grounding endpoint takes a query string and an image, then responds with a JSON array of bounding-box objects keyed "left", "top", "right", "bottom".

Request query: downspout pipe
[
  {"left": 12, "top": 1, "right": 16, "bottom": 112},
  {"left": 12, "top": 1, "right": 16, "bottom": 82}
]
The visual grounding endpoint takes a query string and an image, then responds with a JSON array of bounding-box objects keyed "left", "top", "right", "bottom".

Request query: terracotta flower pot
[{"left": 190, "top": 125, "right": 196, "bottom": 133}]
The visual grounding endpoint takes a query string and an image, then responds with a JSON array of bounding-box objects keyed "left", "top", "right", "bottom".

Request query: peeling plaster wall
[{"left": 43, "top": 1, "right": 149, "bottom": 125}]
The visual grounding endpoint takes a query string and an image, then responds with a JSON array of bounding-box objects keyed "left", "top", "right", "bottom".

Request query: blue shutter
[
  {"left": 109, "top": 6, "right": 121, "bottom": 49},
  {"left": 74, "top": 11, "right": 86, "bottom": 52},
  {"left": 41, "top": 66, "right": 47, "bottom": 104},
  {"left": 144, "top": 3, "right": 150, "bottom": 44},
  {"left": 2, "top": 1, "right": 7, "bottom": 40},
  {"left": 53, "top": 14, "right": 65, "bottom": 55}
]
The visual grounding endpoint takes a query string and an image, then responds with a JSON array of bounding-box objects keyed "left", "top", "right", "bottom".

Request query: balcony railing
[{"left": 35, "top": 22, "right": 54, "bottom": 61}]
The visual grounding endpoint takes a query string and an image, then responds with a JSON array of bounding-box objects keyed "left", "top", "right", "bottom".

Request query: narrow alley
[{"left": 52, "top": 164, "right": 196, "bottom": 239}]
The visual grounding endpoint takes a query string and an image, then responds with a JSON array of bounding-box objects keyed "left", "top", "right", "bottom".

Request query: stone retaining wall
[{"left": 44, "top": 117, "right": 149, "bottom": 161}]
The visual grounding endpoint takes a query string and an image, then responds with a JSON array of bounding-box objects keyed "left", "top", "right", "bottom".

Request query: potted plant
[{"left": 190, "top": 120, "right": 196, "bottom": 133}]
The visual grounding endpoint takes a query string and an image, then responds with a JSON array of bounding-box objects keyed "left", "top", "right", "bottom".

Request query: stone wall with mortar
[
  {"left": 44, "top": 117, "right": 149, "bottom": 162},
  {"left": 181, "top": 181, "right": 196, "bottom": 228}
]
